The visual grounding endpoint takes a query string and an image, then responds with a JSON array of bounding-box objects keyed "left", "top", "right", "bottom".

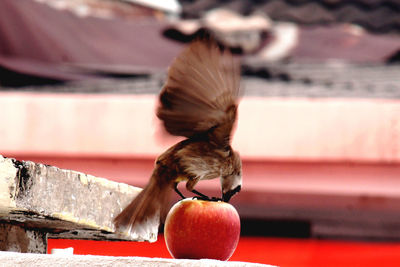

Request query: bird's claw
[
  {"left": 192, "top": 195, "right": 209, "bottom": 201},
  {"left": 192, "top": 195, "right": 223, "bottom": 202},
  {"left": 211, "top": 196, "right": 223, "bottom": 201}
]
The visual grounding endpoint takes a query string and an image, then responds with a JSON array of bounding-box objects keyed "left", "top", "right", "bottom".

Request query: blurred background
[{"left": 1, "top": 0, "right": 400, "bottom": 266}]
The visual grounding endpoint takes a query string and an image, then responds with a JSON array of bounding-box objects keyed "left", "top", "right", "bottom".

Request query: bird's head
[{"left": 221, "top": 150, "right": 242, "bottom": 202}]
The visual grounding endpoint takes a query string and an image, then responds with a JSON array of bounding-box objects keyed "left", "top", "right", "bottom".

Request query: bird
[{"left": 113, "top": 38, "right": 242, "bottom": 235}]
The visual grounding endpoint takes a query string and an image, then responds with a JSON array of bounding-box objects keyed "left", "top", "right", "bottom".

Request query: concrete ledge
[
  {"left": 0, "top": 252, "right": 271, "bottom": 267},
  {"left": 0, "top": 155, "right": 157, "bottom": 245}
]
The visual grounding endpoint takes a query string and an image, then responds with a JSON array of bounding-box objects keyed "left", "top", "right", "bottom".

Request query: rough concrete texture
[
  {"left": 0, "top": 155, "right": 157, "bottom": 242},
  {"left": 0, "top": 252, "right": 272, "bottom": 267},
  {"left": 0, "top": 224, "right": 47, "bottom": 253}
]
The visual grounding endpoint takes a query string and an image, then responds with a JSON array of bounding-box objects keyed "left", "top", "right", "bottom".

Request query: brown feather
[
  {"left": 113, "top": 167, "right": 171, "bottom": 232},
  {"left": 157, "top": 39, "right": 241, "bottom": 147}
]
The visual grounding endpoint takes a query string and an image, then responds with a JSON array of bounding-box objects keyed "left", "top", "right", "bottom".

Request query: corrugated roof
[
  {"left": 243, "top": 64, "right": 400, "bottom": 99},
  {"left": 4, "top": 64, "right": 400, "bottom": 99}
]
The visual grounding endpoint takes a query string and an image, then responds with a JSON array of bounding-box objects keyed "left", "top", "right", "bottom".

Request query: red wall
[{"left": 48, "top": 235, "right": 400, "bottom": 267}]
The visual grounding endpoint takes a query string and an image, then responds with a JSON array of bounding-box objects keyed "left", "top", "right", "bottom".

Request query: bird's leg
[
  {"left": 192, "top": 189, "right": 212, "bottom": 201},
  {"left": 174, "top": 184, "right": 186, "bottom": 199},
  {"left": 192, "top": 190, "right": 223, "bottom": 201},
  {"left": 187, "top": 178, "right": 222, "bottom": 201}
]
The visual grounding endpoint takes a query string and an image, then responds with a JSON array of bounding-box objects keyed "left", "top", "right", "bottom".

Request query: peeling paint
[
  {"left": 0, "top": 156, "right": 18, "bottom": 213},
  {"left": 13, "top": 159, "right": 32, "bottom": 199}
]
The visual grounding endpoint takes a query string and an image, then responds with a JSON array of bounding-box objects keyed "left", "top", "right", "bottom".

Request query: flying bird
[{"left": 114, "top": 39, "right": 242, "bottom": 235}]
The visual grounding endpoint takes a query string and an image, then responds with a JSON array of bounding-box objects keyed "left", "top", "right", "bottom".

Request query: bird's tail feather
[{"left": 113, "top": 169, "right": 171, "bottom": 239}]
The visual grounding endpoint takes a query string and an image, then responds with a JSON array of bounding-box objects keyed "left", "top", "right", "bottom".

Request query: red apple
[{"left": 164, "top": 198, "right": 240, "bottom": 261}]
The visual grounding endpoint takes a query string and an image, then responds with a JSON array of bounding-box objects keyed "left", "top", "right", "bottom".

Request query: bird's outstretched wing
[{"left": 157, "top": 39, "right": 241, "bottom": 147}]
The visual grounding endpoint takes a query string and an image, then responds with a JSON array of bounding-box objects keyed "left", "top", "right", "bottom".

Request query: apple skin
[{"left": 164, "top": 198, "right": 240, "bottom": 261}]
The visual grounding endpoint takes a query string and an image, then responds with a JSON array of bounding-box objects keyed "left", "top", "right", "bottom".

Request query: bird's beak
[{"left": 222, "top": 185, "right": 241, "bottom": 202}]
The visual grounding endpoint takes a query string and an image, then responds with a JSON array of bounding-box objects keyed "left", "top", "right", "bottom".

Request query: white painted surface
[
  {"left": 50, "top": 247, "right": 74, "bottom": 255},
  {"left": 0, "top": 252, "right": 272, "bottom": 267}
]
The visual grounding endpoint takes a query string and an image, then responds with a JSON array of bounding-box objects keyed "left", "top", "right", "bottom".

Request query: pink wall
[{"left": 1, "top": 92, "right": 399, "bottom": 162}]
